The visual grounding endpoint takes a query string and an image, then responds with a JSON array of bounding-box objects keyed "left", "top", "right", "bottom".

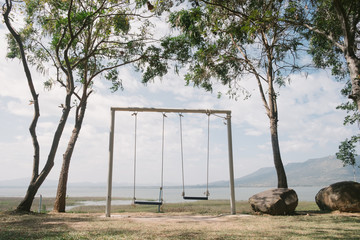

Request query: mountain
[
  {"left": 211, "top": 156, "right": 360, "bottom": 187},
  {"left": 0, "top": 178, "right": 59, "bottom": 187},
  {"left": 2, "top": 156, "right": 359, "bottom": 188},
  {"left": 238, "top": 155, "right": 359, "bottom": 187}
]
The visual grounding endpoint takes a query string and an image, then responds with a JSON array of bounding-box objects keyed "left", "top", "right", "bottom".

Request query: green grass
[
  {"left": 0, "top": 198, "right": 359, "bottom": 239},
  {"left": 0, "top": 197, "right": 251, "bottom": 214},
  {"left": 0, "top": 196, "right": 125, "bottom": 213}
]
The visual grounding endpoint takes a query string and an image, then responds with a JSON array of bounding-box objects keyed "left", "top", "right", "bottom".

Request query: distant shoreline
[{"left": 1, "top": 156, "right": 358, "bottom": 189}]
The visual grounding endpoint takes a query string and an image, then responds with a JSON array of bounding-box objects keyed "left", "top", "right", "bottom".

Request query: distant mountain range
[
  {"left": 211, "top": 155, "right": 360, "bottom": 187},
  {"left": 1, "top": 156, "right": 359, "bottom": 188}
]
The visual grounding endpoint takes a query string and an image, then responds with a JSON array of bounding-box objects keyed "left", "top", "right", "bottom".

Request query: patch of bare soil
[{"left": 106, "top": 212, "right": 253, "bottom": 223}]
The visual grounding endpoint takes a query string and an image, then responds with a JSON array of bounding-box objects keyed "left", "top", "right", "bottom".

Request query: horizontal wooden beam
[{"left": 111, "top": 107, "right": 231, "bottom": 115}]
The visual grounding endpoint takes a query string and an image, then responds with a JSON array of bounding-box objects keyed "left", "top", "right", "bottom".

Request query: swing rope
[
  {"left": 179, "top": 113, "right": 185, "bottom": 197},
  {"left": 159, "top": 113, "right": 166, "bottom": 201},
  {"left": 206, "top": 112, "right": 210, "bottom": 197},
  {"left": 132, "top": 112, "right": 165, "bottom": 206},
  {"left": 132, "top": 112, "right": 138, "bottom": 202},
  {"left": 179, "top": 112, "right": 211, "bottom": 199}
]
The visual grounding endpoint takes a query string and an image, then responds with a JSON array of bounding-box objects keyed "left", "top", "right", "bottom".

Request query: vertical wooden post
[
  {"left": 227, "top": 113, "right": 236, "bottom": 215},
  {"left": 106, "top": 109, "right": 115, "bottom": 217},
  {"left": 38, "top": 194, "right": 42, "bottom": 213}
]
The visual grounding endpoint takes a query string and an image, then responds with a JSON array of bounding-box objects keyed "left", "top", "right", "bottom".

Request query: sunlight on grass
[{"left": 1, "top": 198, "right": 359, "bottom": 239}]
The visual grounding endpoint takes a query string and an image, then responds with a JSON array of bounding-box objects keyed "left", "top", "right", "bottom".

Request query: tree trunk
[
  {"left": 270, "top": 118, "right": 288, "bottom": 188},
  {"left": 266, "top": 53, "right": 288, "bottom": 189},
  {"left": 346, "top": 55, "right": 360, "bottom": 110},
  {"left": 53, "top": 149, "right": 71, "bottom": 212},
  {"left": 53, "top": 101, "right": 87, "bottom": 212},
  {"left": 16, "top": 181, "right": 40, "bottom": 212},
  {"left": 333, "top": 0, "right": 360, "bottom": 110},
  {"left": 16, "top": 100, "right": 72, "bottom": 211},
  {"left": 16, "top": 161, "right": 52, "bottom": 211}
]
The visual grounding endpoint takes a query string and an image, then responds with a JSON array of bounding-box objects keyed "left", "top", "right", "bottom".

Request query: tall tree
[
  {"left": 290, "top": 0, "right": 360, "bottom": 168},
  {"left": 31, "top": 0, "right": 170, "bottom": 212},
  {"left": 158, "top": 0, "right": 305, "bottom": 188},
  {"left": 2, "top": 0, "right": 74, "bottom": 212},
  {"left": 3, "top": 0, "right": 170, "bottom": 212},
  {"left": 303, "top": 0, "right": 359, "bottom": 107}
]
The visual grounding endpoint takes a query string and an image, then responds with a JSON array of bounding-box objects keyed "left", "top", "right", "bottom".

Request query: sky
[{"left": 0, "top": 3, "right": 357, "bottom": 188}]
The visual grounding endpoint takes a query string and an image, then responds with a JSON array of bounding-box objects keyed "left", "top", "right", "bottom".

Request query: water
[
  {"left": 59, "top": 186, "right": 319, "bottom": 210},
  {"left": 1, "top": 185, "right": 320, "bottom": 211},
  {"left": 0, "top": 185, "right": 319, "bottom": 202}
]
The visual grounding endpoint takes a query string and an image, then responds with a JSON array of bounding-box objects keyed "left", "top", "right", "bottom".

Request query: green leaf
[{"left": 336, "top": 135, "right": 360, "bottom": 168}]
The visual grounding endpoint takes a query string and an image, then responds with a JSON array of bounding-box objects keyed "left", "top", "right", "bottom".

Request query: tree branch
[
  {"left": 333, "top": 0, "right": 355, "bottom": 56},
  {"left": 229, "top": 33, "right": 270, "bottom": 113},
  {"left": 200, "top": 0, "right": 247, "bottom": 19},
  {"left": 292, "top": 20, "right": 346, "bottom": 52},
  {"left": 88, "top": 56, "right": 144, "bottom": 82}
]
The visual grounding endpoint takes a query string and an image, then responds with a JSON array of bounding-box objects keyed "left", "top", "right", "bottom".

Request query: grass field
[{"left": 0, "top": 197, "right": 359, "bottom": 239}]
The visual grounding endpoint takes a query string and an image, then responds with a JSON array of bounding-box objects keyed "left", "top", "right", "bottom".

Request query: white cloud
[
  {"left": 281, "top": 139, "right": 314, "bottom": 153},
  {"left": 257, "top": 143, "right": 271, "bottom": 151},
  {"left": 244, "top": 128, "right": 264, "bottom": 136}
]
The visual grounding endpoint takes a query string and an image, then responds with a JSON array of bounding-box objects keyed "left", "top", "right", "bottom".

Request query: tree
[
  {"left": 291, "top": 0, "right": 360, "bottom": 170},
  {"left": 336, "top": 81, "right": 360, "bottom": 180},
  {"left": 158, "top": 0, "right": 306, "bottom": 188},
  {"left": 3, "top": 0, "right": 170, "bottom": 212},
  {"left": 301, "top": 0, "right": 360, "bottom": 107},
  {"left": 2, "top": 0, "right": 74, "bottom": 212},
  {"left": 336, "top": 136, "right": 359, "bottom": 181}
]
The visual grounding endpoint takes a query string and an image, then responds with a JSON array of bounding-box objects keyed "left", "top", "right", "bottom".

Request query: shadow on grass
[
  {"left": 0, "top": 211, "right": 137, "bottom": 240},
  {"left": 295, "top": 209, "right": 332, "bottom": 215},
  {"left": 1, "top": 212, "right": 70, "bottom": 240}
]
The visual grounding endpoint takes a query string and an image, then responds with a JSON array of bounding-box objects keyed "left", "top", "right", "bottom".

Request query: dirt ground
[
  {"left": 1, "top": 210, "right": 360, "bottom": 239},
  {"left": 106, "top": 212, "right": 253, "bottom": 223},
  {"left": 57, "top": 211, "right": 360, "bottom": 232}
]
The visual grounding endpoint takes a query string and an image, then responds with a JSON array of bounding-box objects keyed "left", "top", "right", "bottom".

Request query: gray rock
[
  {"left": 315, "top": 181, "right": 360, "bottom": 212},
  {"left": 248, "top": 188, "right": 298, "bottom": 215}
]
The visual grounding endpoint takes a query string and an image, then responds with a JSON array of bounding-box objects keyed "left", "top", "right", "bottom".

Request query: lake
[{"left": 0, "top": 185, "right": 320, "bottom": 202}]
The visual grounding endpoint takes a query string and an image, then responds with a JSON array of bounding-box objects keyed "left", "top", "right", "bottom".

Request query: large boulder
[
  {"left": 249, "top": 188, "right": 298, "bottom": 215},
  {"left": 315, "top": 181, "right": 360, "bottom": 212}
]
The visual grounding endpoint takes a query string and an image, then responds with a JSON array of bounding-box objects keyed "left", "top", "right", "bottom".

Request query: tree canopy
[
  {"left": 155, "top": 0, "right": 309, "bottom": 188},
  {"left": 3, "top": 0, "right": 172, "bottom": 212},
  {"left": 291, "top": 0, "right": 360, "bottom": 169}
]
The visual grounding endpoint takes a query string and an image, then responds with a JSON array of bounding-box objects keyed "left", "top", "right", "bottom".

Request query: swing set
[{"left": 105, "top": 107, "right": 236, "bottom": 217}]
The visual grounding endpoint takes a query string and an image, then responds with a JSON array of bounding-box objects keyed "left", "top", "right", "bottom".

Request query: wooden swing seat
[
  {"left": 134, "top": 200, "right": 163, "bottom": 206},
  {"left": 183, "top": 196, "right": 208, "bottom": 200}
]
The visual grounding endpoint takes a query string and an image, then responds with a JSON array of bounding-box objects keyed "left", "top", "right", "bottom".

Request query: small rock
[
  {"left": 248, "top": 188, "right": 298, "bottom": 215},
  {"left": 315, "top": 181, "right": 360, "bottom": 212}
]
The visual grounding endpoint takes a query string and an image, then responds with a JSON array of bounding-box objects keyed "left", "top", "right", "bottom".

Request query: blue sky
[{"left": 0, "top": 5, "right": 357, "bottom": 187}]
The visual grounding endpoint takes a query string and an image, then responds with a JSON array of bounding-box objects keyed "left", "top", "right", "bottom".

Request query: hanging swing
[
  {"left": 132, "top": 112, "right": 166, "bottom": 206},
  {"left": 179, "top": 112, "right": 210, "bottom": 201}
]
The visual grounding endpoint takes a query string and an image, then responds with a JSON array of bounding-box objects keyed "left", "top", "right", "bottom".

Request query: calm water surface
[{"left": 0, "top": 185, "right": 320, "bottom": 202}]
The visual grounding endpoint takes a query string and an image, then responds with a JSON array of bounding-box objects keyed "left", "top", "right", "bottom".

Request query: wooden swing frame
[{"left": 105, "top": 107, "right": 236, "bottom": 217}]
